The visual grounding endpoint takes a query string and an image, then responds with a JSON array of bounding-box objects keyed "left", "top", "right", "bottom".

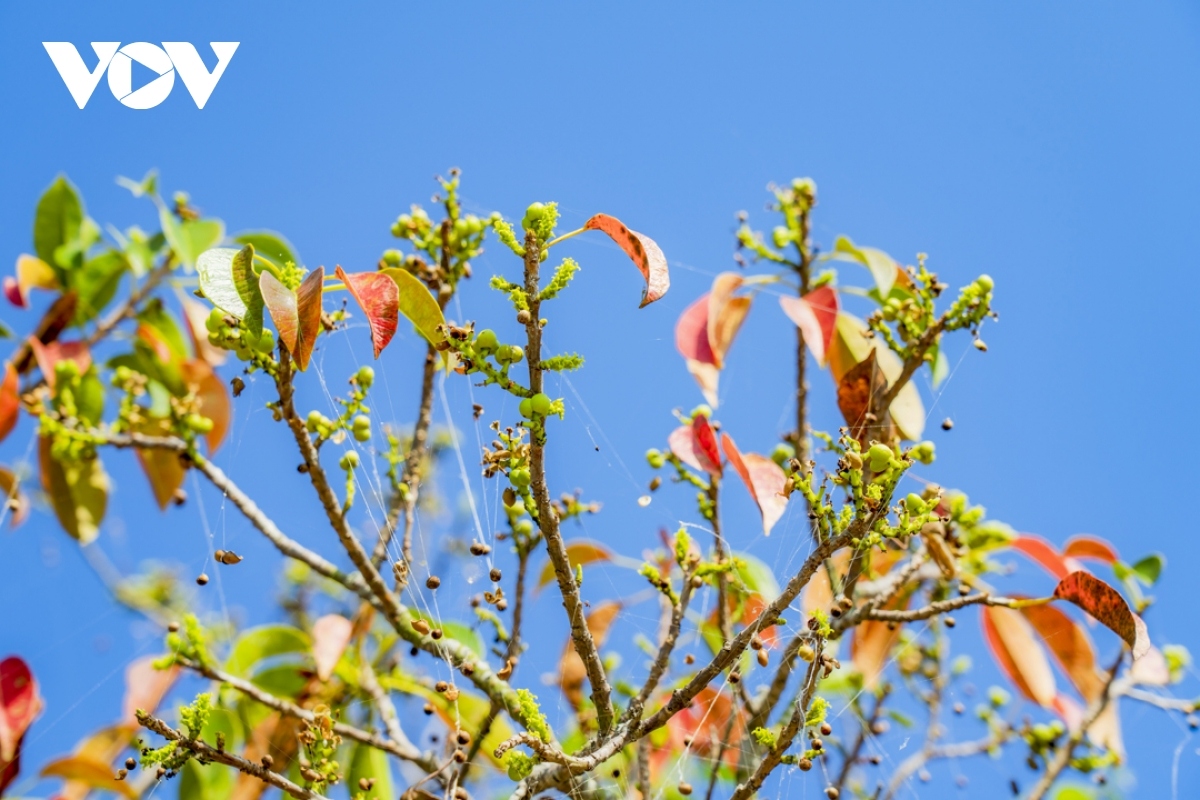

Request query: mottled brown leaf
[
  {"left": 583, "top": 213, "right": 669, "bottom": 307},
  {"left": 1054, "top": 571, "right": 1150, "bottom": 659}
]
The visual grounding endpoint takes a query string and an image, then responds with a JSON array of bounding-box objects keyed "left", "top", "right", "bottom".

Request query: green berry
[
  {"left": 904, "top": 493, "right": 926, "bottom": 514},
  {"left": 867, "top": 443, "right": 893, "bottom": 472},
  {"left": 646, "top": 448, "right": 665, "bottom": 469},
  {"left": 690, "top": 404, "right": 713, "bottom": 421},
  {"left": 510, "top": 467, "right": 531, "bottom": 488},
  {"left": 382, "top": 249, "right": 403, "bottom": 267},
  {"left": 306, "top": 410, "right": 328, "bottom": 433},
  {"left": 910, "top": 441, "right": 935, "bottom": 465},
  {"left": 185, "top": 414, "right": 214, "bottom": 433},
  {"left": 518, "top": 398, "right": 534, "bottom": 418},
  {"left": 339, "top": 451, "right": 359, "bottom": 470},
  {"left": 514, "top": 519, "right": 534, "bottom": 537},
  {"left": 356, "top": 366, "right": 375, "bottom": 389},
  {"left": 507, "top": 346, "right": 525, "bottom": 364},
  {"left": 475, "top": 329, "right": 499, "bottom": 354},
  {"left": 976, "top": 274, "right": 994, "bottom": 292},
  {"left": 525, "top": 202, "right": 546, "bottom": 221},
  {"left": 530, "top": 393, "right": 552, "bottom": 416},
  {"left": 205, "top": 308, "right": 224, "bottom": 333},
  {"left": 253, "top": 328, "right": 275, "bottom": 354}
]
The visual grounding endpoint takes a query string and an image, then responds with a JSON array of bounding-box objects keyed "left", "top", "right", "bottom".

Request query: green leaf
[
  {"left": 830, "top": 235, "right": 899, "bottom": 298},
  {"left": 733, "top": 553, "right": 781, "bottom": 601},
  {"left": 161, "top": 210, "right": 224, "bottom": 270},
  {"left": 225, "top": 624, "right": 311, "bottom": 678},
  {"left": 232, "top": 245, "right": 264, "bottom": 338},
  {"left": 34, "top": 175, "right": 84, "bottom": 274},
  {"left": 249, "top": 663, "right": 308, "bottom": 700},
  {"left": 235, "top": 231, "right": 299, "bottom": 269},
  {"left": 138, "top": 303, "right": 190, "bottom": 364},
  {"left": 76, "top": 368, "right": 106, "bottom": 425},
  {"left": 1130, "top": 554, "right": 1165, "bottom": 586},
  {"left": 382, "top": 267, "right": 447, "bottom": 346},
  {"left": 178, "top": 707, "right": 240, "bottom": 800},
  {"left": 197, "top": 245, "right": 264, "bottom": 337},
  {"left": 73, "top": 250, "right": 129, "bottom": 326},
  {"left": 347, "top": 742, "right": 394, "bottom": 800}
]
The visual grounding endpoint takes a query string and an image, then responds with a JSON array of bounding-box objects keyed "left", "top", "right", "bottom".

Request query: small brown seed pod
[
  {"left": 216, "top": 550, "right": 243, "bottom": 565},
  {"left": 261, "top": 755, "right": 274, "bottom": 769},
  {"left": 684, "top": 653, "right": 695, "bottom": 665},
  {"left": 456, "top": 730, "right": 472, "bottom": 746},
  {"left": 453, "top": 749, "right": 466, "bottom": 763},
  {"left": 490, "top": 568, "right": 502, "bottom": 582},
  {"left": 945, "top": 616, "right": 957, "bottom": 628},
  {"left": 125, "top": 757, "right": 137, "bottom": 771},
  {"left": 798, "top": 757, "right": 813, "bottom": 771},
  {"left": 426, "top": 575, "right": 442, "bottom": 590},
  {"left": 167, "top": 621, "right": 180, "bottom": 633},
  {"left": 423, "top": 703, "right": 435, "bottom": 715},
  {"left": 195, "top": 573, "right": 209, "bottom": 586},
  {"left": 435, "top": 680, "right": 449, "bottom": 693},
  {"left": 757, "top": 649, "right": 769, "bottom": 668},
  {"left": 116, "top": 769, "right": 127, "bottom": 781},
  {"left": 412, "top": 619, "right": 431, "bottom": 635},
  {"left": 431, "top": 628, "right": 444, "bottom": 640},
  {"left": 470, "top": 541, "right": 491, "bottom": 556},
  {"left": 820, "top": 722, "right": 832, "bottom": 736},
  {"left": 678, "top": 782, "right": 693, "bottom": 796}
]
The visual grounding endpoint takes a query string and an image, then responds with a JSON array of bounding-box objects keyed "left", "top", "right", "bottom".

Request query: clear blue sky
[{"left": 2, "top": 2, "right": 1198, "bottom": 798}]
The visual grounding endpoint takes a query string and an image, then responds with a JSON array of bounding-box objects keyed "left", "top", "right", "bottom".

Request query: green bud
[
  {"left": 356, "top": 366, "right": 375, "bottom": 389},
  {"left": 306, "top": 410, "right": 329, "bottom": 433},
  {"left": 771, "top": 443, "right": 795, "bottom": 467},
  {"left": 514, "top": 519, "right": 534, "bottom": 537},
  {"left": 646, "top": 448, "right": 665, "bottom": 469},
  {"left": 904, "top": 493, "right": 926, "bottom": 514},
  {"left": 689, "top": 404, "right": 713, "bottom": 421},
  {"left": 185, "top": 414, "right": 214, "bottom": 433},
  {"left": 976, "top": 274, "right": 994, "bottom": 292},
  {"left": 525, "top": 202, "right": 546, "bottom": 222},
  {"left": 530, "top": 393, "right": 552, "bottom": 416},
  {"left": 911, "top": 441, "right": 935, "bottom": 465},
  {"left": 205, "top": 308, "right": 225, "bottom": 333},
  {"left": 507, "top": 345, "right": 525, "bottom": 364},
  {"left": 518, "top": 398, "right": 534, "bottom": 418},
  {"left": 253, "top": 328, "right": 275, "bottom": 354},
  {"left": 510, "top": 467, "right": 531, "bottom": 488},
  {"left": 475, "top": 329, "right": 499, "bottom": 354},
  {"left": 382, "top": 249, "right": 403, "bottom": 267},
  {"left": 339, "top": 451, "right": 360, "bottom": 470}
]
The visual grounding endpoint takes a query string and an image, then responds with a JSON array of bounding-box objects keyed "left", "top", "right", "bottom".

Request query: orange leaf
[
  {"left": 1053, "top": 571, "right": 1150, "bottom": 659},
  {"left": 181, "top": 360, "right": 231, "bottom": 453},
  {"left": 41, "top": 754, "right": 137, "bottom": 799},
  {"left": 536, "top": 540, "right": 613, "bottom": 590},
  {"left": 133, "top": 417, "right": 187, "bottom": 510},
  {"left": 261, "top": 267, "right": 325, "bottom": 371},
  {"left": 560, "top": 601, "right": 621, "bottom": 708},
  {"left": 981, "top": 605, "right": 1056, "bottom": 707},
  {"left": 1010, "top": 535, "right": 1071, "bottom": 581},
  {"left": 707, "top": 273, "right": 750, "bottom": 369},
  {"left": 720, "top": 433, "right": 788, "bottom": 537},
  {"left": 120, "top": 656, "right": 179, "bottom": 728},
  {"left": 3, "top": 255, "right": 59, "bottom": 308},
  {"left": 1062, "top": 535, "right": 1119, "bottom": 565},
  {"left": 1020, "top": 602, "right": 1104, "bottom": 703},
  {"left": 665, "top": 687, "right": 742, "bottom": 769},
  {"left": 337, "top": 267, "right": 398, "bottom": 358},
  {"left": 852, "top": 591, "right": 910, "bottom": 689},
  {"left": 312, "top": 614, "right": 354, "bottom": 682},
  {"left": 779, "top": 285, "right": 839, "bottom": 366},
  {"left": 582, "top": 213, "right": 669, "bottom": 307},
  {"left": 0, "top": 363, "right": 18, "bottom": 445}
]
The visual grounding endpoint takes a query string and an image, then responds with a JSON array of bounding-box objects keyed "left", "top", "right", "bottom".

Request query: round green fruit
[
  {"left": 475, "top": 329, "right": 499, "bottom": 354},
  {"left": 518, "top": 398, "right": 534, "bottom": 418},
  {"left": 339, "top": 451, "right": 360, "bottom": 470},
  {"left": 510, "top": 467, "right": 531, "bottom": 488},
  {"left": 356, "top": 366, "right": 375, "bottom": 389},
  {"left": 530, "top": 393, "right": 552, "bottom": 416}
]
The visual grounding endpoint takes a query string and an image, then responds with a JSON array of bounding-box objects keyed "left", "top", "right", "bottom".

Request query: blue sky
[{"left": 2, "top": 2, "right": 1199, "bottom": 798}]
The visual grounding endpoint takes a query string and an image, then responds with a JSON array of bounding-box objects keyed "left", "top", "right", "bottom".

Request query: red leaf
[
  {"left": 1063, "top": 535, "right": 1119, "bottom": 565},
  {"left": 675, "top": 294, "right": 715, "bottom": 364},
  {"left": 1020, "top": 601, "right": 1105, "bottom": 703},
  {"left": 2, "top": 278, "right": 24, "bottom": 308},
  {"left": 583, "top": 213, "right": 669, "bottom": 307},
  {"left": 120, "top": 656, "right": 178, "bottom": 728},
  {"left": 0, "top": 363, "right": 18, "bottom": 445},
  {"left": 312, "top": 614, "right": 354, "bottom": 682},
  {"left": 720, "top": 432, "right": 788, "bottom": 537},
  {"left": 668, "top": 425, "right": 704, "bottom": 472},
  {"left": 1053, "top": 571, "right": 1151, "bottom": 660},
  {"left": 981, "top": 605, "right": 1057, "bottom": 708},
  {"left": 1010, "top": 535, "right": 1071, "bottom": 581},
  {"left": 779, "top": 285, "right": 839, "bottom": 366},
  {"left": 4, "top": 255, "right": 59, "bottom": 308},
  {"left": 336, "top": 266, "right": 398, "bottom": 358},
  {"left": 1, "top": 656, "right": 42, "bottom": 795},
  {"left": 691, "top": 415, "right": 722, "bottom": 476}
]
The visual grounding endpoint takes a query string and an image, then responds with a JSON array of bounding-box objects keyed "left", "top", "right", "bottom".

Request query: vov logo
[{"left": 43, "top": 42, "right": 239, "bottom": 109}]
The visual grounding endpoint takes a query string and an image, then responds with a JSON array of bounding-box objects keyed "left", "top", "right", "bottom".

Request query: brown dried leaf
[
  {"left": 583, "top": 214, "right": 669, "bottom": 307},
  {"left": 1053, "top": 571, "right": 1150, "bottom": 660}
]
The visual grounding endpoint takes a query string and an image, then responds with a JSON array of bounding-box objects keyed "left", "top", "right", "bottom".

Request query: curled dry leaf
[
  {"left": 260, "top": 266, "right": 325, "bottom": 371},
  {"left": 536, "top": 540, "right": 614, "bottom": 591},
  {"left": 836, "top": 348, "right": 893, "bottom": 444},
  {"left": 583, "top": 213, "right": 669, "bottom": 307},
  {"left": 560, "top": 601, "right": 621, "bottom": 708},
  {"left": 0, "top": 467, "right": 29, "bottom": 528},
  {"left": 1010, "top": 534, "right": 1071, "bottom": 581},
  {"left": 1, "top": 656, "right": 42, "bottom": 796},
  {"left": 312, "top": 614, "right": 355, "bottom": 682},
  {"left": 981, "top": 605, "right": 1056, "bottom": 708},
  {"left": 1062, "top": 535, "right": 1119, "bottom": 565},
  {"left": 827, "top": 312, "right": 924, "bottom": 440},
  {"left": 720, "top": 432, "right": 788, "bottom": 536},
  {"left": 779, "top": 285, "right": 839, "bottom": 366},
  {"left": 1053, "top": 571, "right": 1151, "bottom": 660},
  {"left": 0, "top": 362, "right": 18, "bottom": 445},
  {"left": 39, "top": 436, "right": 108, "bottom": 544}
]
